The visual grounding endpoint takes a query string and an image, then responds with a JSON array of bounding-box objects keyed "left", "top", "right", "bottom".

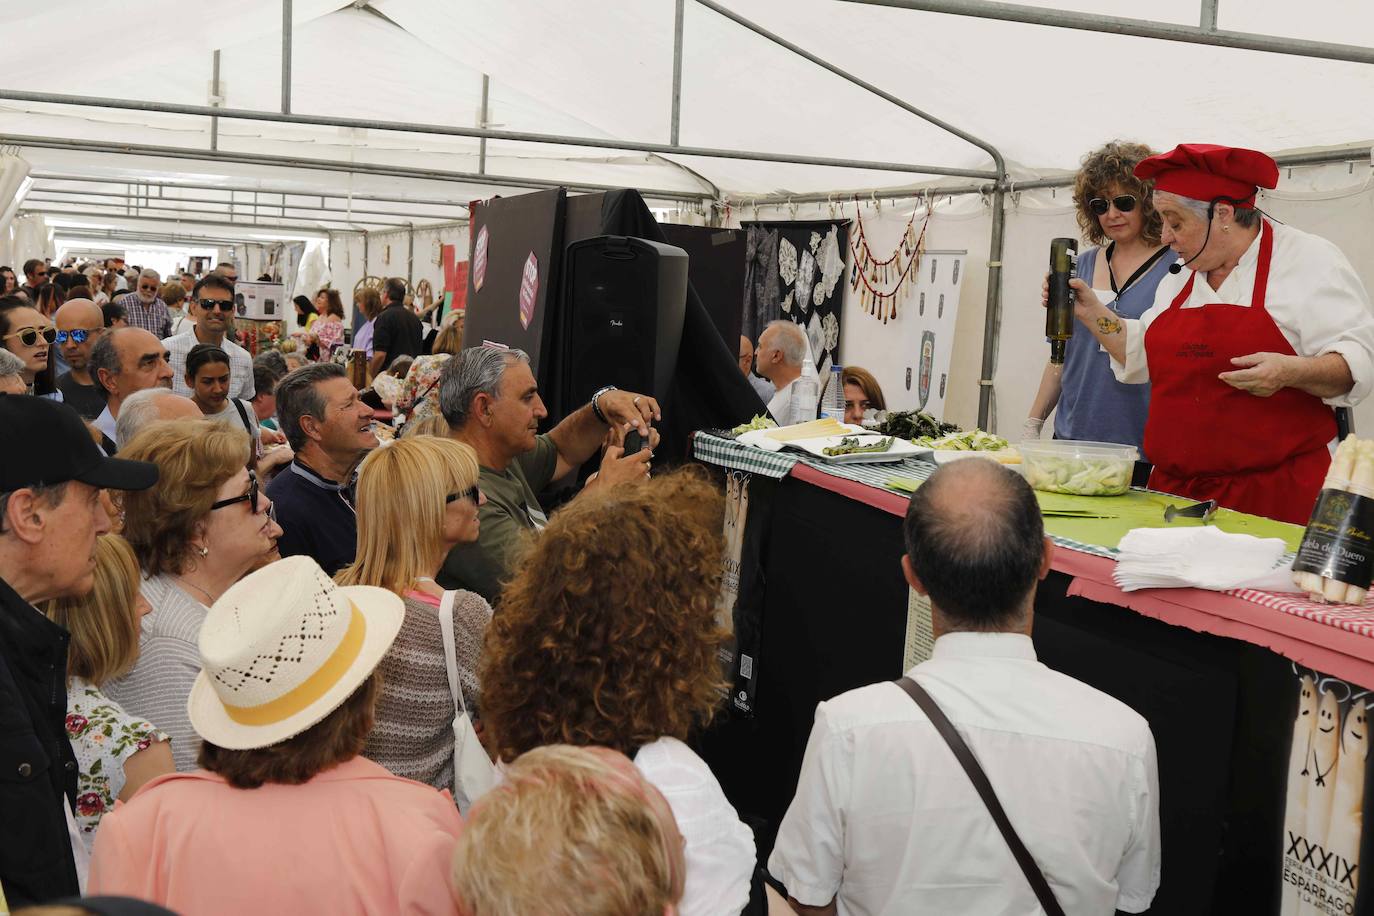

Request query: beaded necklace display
[{"left": 848, "top": 201, "right": 933, "bottom": 324}]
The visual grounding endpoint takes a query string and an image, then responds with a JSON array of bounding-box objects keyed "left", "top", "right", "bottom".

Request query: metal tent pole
[
  {"left": 26, "top": 188, "right": 445, "bottom": 221},
  {"left": 210, "top": 51, "right": 221, "bottom": 151},
  {"left": 29, "top": 173, "right": 470, "bottom": 210},
  {"left": 691, "top": 0, "right": 1010, "bottom": 429},
  {"left": 22, "top": 210, "right": 342, "bottom": 236},
  {"left": 0, "top": 89, "right": 993, "bottom": 180},
  {"left": 671, "top": 0, "right": 685, "bottom": 145},
  {"left": 832, "top": 0, "right": 1374, "bottom": 64},
  {"left": 478, "top": 75, "right": 490, "bottom": 175},
  {"left": 0, "top": 134, "right": 718, "bottom": 203},
  {"left": 281, "top": 0, "right": 293, "bottom": 115},
  {"left": 24, "top": 197, "right": 414, "bottom": 228}
]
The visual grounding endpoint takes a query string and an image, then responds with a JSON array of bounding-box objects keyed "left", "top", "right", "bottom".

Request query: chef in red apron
[{"left": 1064, "top": 144, "right": 1374, "bottom": 524}]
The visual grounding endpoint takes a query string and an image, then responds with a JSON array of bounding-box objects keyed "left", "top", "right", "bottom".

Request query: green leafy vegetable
[
  {"left": 732, "top": 414, "right": 777, "bottom": 435},
  {"left": 1024, "top": 455, "right": 1132, "bottom": 496},
  {"left": 869, "top": 410, "right": 958, "bottom": 441},
  {"left": 915, "top": 429, "right": 1010, "bottom": 451},
  {"left": 822, "top": 436, "right": 895, "bottom": 457}
]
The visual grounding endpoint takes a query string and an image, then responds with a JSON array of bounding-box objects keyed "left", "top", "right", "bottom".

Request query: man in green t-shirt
[{"left": 435, "top": 346, "right": 659, "bottom": 602}]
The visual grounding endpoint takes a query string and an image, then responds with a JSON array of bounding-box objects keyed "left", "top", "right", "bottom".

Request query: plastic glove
[{"left": 1021, "top": 417, "right": 1045, "bottom": 441}]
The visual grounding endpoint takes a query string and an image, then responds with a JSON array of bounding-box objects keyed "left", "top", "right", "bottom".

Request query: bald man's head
[
  {"left": 115, "top": 390, "right": 201, "bottom": 449},
  {"left": 902, "top": 458, "right": 1047, "bottom": 631},
  {"left": 54, "top": 298, "right": 105, "bottom": 371}
]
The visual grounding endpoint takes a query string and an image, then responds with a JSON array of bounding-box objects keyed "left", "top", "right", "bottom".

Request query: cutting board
[{"left": 1035, "top": 490, "right": 1305, "bottom": 552}]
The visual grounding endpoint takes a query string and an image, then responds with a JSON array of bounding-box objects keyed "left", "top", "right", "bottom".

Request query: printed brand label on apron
[{"left": 1293, "top": 488, "right": 1374, "bottom": 588}]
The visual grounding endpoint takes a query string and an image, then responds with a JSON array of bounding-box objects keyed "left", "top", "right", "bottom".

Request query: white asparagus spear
[{"left": 1301, "top": 688, "right": 1344, "bottom": 916}]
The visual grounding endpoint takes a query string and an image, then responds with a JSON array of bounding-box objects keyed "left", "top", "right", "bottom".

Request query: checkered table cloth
[
  {"left": 1226, "top": 588, "right": 1374, "bottom": 638},
  {"left": 691, "top": 431, "right": 800, "bottom": 479}
]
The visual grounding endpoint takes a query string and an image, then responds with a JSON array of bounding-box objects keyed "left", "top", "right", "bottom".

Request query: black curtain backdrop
[{"left": 742, "top": 220, "right": 850, "bottom": 383}]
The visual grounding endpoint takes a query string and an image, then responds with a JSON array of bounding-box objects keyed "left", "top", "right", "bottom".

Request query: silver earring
[{"left": 198, "top": 546, "right": 209, "bottom": 558}]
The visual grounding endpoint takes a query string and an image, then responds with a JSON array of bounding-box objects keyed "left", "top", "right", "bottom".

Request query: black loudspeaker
[{"left": 562, "top": 236, "right": 688, "bottom": 410}]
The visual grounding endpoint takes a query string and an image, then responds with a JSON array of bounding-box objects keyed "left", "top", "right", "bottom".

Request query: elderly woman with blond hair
[
  {"left": 480, "top": 468, "right": 756, "bottom": 916},
  {"left": 336, "top": 435, "right": 492, "bottom": 802},
  {"left": 106, "top": 421, "right": 283, "bottom": 770},
  {"left": 47, "top": 535, "right": 174, "bottom": 849},
  {"left": 451, "top": 744, "right": 686, "bottom": 916}
]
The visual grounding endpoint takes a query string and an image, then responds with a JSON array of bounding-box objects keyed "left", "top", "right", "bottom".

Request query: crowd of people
[{"left": 36, "top": 148, "right": 1361, "bottom": 913}]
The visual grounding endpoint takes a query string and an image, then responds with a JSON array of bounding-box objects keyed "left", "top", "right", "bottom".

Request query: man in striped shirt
[{"left": 113, "top": 268, "right": 171, "bottom": 339}]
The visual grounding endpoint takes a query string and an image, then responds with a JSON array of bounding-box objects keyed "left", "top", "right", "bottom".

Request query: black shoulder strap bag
[
  {"left": 894, "top": 676, "right": 1067, "bottom": 916},
  {"left": 230, "top": 398, "right": 255, "bottom": 437}
]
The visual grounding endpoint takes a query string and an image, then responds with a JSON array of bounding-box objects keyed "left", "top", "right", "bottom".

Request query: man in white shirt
[
  {"left": 756, "top": 320, "right": 805, "bottom": 422},
  {"left": 163, "top": 274, "right": 255, "bottom": 401},
  {"left": 769, "top": 458, "right": 1161, "bottom": 916}
]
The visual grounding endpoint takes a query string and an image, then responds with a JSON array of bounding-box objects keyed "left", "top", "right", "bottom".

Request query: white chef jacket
[
  {"left": 769, "top": 632, "right": 1160, "bottom": 916},
  {"left": 1111, "top": 219, "right": 1374, "bottom": 407}
]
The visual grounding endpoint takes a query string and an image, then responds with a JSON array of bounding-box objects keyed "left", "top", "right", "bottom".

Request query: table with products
[{"left": 691, "top": 432, "right": 1374, "bottom": 916}]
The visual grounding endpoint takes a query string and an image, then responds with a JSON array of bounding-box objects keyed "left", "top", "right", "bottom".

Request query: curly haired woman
[
  {"left": 480, "top": 468, "right": 756, "bottom": 916},
  {"left": 1024, "top": 140, "right": 1172, "bottom": 451}
]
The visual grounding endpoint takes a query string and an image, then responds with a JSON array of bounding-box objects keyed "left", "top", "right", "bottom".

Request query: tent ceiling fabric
[{"left": 2, "top": 0, "right": 1374, "bottom": 229}]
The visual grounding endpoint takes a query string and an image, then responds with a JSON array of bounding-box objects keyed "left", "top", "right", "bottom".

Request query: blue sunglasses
[{"left": 54, "top": 328, "right": 99, "bottom": 345}]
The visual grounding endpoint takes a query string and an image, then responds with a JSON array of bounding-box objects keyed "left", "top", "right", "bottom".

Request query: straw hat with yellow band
[{"left": 188, "top": 555, "right": 403, "bottom": 750}]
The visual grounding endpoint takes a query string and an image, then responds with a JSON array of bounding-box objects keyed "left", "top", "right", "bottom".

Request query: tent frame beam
[
  {"left": 23, "top": 201, "right": 406, "bottom": 229},
  {"left": 26, "top": 188, "right": 454, "bottom": 222},
  {"left": 0, "top": 134, "right": 717, "bottom": 203},
  {"left": 22, "top": 209, "right": 343, "bottom": 236},
  {"left": 0, "top": 89, "right": 993, "bottom": 181},
  {"left": 29, "top": 173, "right": 469, "bottom": 210},
  {"left": 834, "top": 0, "right": 1374, "bottom": 65}
]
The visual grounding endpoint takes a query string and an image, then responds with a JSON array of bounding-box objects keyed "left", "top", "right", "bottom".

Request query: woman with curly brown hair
[
  {"left": 1024, "top": 140, "right": 1172, "bottom": 451},
  {"left": 480, "top": 468, "right": 756, "bottom": 916}
]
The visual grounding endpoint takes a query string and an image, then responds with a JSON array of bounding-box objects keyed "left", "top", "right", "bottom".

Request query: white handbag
[{"left": 439, "top": 590, "right": 497, "bottom": 813}]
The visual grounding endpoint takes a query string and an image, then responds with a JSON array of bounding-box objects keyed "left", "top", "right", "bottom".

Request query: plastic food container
[{"left": 1019, "top": 439, "right": 1138, "bottom": 496}]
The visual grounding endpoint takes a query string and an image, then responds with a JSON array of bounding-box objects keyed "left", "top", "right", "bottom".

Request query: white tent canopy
[{"left": 5, "top": 0, "right": 1374, "bottom": 224}]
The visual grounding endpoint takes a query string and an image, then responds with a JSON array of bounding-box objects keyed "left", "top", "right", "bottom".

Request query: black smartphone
[{"left": 624, "top": 429, "right": 644, "bottom": 456}]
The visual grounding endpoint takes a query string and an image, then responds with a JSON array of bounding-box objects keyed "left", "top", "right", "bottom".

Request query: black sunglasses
[
  {"left": 210, "top": 470, "right": 264, "bottom": 515},
  {"left": 4, "top": 326, "right": 56, "bottom": 347},
  {"left": 197, "top": 298, "right": 235, "bottom": 311},
  {"left": 1088, "top": 195, "right": 1138, "bottom": 216},
  {"left": 446, "top": 485, "right": 481, "bottom": 506}
]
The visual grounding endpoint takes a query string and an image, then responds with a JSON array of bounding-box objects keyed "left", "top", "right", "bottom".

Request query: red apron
[{"left": 1143, "top": 220, "right": 1335, "bottom": 525}]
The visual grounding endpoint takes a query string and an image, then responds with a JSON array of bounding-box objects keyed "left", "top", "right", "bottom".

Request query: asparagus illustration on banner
[
  {"left": 1301, "top": 687, "right": 1343, "bottom": 916},
  {"left": 1325, "top": 696, "right": 1367, "bottom": 903},
  {"left": 1282, "top": 674, "right": 1320, "bottom": 916}
]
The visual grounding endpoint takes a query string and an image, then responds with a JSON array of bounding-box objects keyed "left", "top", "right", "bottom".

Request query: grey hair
[
  {"left": 88, "top": 331, "right": 122, "bottom": 394},
  {"left": 0, "top": 481, "right": 70, "bottom": 535},
  {"left": 765, "top": 319, "right": 806, "bottom": 367},
  {"left": 275, "top": 362, "right": 347, "bottom": 451},
  {"left": 115, "top": 388, "right": 185, "bottom": 448},
  {"left": 438, "top": 347, "right": 530, "bottom": 430},
  {"left": 0, "top": 348, "right": 25, "bottom": 380},
  {"left": 1154, "top": 190, "right": 1262, "bottom": 229},
  {"left": 139, "top": 268, "right": 161, "bottom": 282}
]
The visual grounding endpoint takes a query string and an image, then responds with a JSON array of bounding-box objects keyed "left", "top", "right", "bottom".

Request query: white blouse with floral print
[{"left": 65, "top": 678, "right": 169, "bottom": 846}]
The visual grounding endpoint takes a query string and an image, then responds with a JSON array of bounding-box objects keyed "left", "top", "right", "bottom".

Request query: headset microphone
[{"left": 1167, "top": 196, "right": 1246, "bottom": 274}]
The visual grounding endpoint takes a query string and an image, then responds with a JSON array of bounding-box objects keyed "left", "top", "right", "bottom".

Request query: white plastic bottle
[{"left": 820, "top": 364, "right": 845, "bottom": 422}]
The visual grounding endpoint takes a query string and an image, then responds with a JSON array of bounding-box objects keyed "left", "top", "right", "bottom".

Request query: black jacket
[{"left": 0, "top": 574, "right": 80, "bottom": 906}]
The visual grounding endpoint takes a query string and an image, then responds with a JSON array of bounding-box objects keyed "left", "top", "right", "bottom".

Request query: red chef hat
[{"left": 1134, "top": 144, "right": 1278, "bottom": 209}]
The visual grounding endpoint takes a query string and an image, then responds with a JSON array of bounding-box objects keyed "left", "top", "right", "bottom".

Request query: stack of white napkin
[
  {"left": 736, "top": 429, "right": 785, "bottom": 452},
  {"left": 1112, "top": 527, "right": 1300, "bottom": 592}
]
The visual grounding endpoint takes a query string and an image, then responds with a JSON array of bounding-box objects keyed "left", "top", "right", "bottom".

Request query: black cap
[{"left": 0, "top": 395, "right": 158, "bottom": 491}]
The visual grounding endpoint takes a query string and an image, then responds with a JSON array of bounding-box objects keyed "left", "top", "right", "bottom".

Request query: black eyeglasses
[
  {"left": 445, "top": 485, "right": 481, "bottom": 506},
  {"left": 197, "top": 298, "right": 234, "bottom": 312},
  {"left": 1088, "top": 195, "right": 1138, "bottom": 216},
  {"left": 3, "top": 326, "right": 56, "bottom": 347},
  {"left": 210, "top": 470, "right": 264, "bottom": 515},
  {"left": 54, "top": 328, "right": 99, "bottom": 345}
]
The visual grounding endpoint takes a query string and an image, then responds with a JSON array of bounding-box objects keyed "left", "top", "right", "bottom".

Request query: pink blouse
[{"left": 88, "top": 756, "right": 461, "bottom": 915}]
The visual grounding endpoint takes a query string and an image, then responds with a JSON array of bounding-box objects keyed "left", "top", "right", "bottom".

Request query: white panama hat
[{"left": 188, "top": 555, "right": 403, "bottom": 750}]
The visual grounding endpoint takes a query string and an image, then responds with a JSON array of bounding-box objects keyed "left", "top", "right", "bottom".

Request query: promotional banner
[
  {"left": 715, "top": 470, "right": 771, "bottom": 716},
  {"left": 1281, "top": 667, "right": 1372, "bottom": 915},
  {"left": 906, "top": 251, "right": 966, "bottom": 418}
]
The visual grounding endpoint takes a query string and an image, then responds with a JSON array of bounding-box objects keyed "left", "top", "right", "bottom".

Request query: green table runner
[{"left": 1036, "top": 489, "right": 1304, "bottom": 553}]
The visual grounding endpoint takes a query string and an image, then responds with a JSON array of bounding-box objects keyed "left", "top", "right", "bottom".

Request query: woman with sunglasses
[
  {"left": 1024, "top": 141, "right": 1172, "bottom": 451},
  {"left": 106, "top": 420, "right": 283, "bottom": 771},
  {"left": 0, "top": 294, "right": 61, "bottom": 398},
  {"left": 335, "top": 436, "right": 493, "bottom": 803}
]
